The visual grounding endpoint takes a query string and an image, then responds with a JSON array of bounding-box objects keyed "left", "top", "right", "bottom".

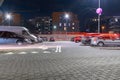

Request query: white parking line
[
  {"left": 38, "top": 45, "right": 48, "bottom": 50},
  {"left": 43, "top": 51, "right": 51, "bottom": 54},
  {"left": 5, "top": 52, "right": 14, "bottom": 55},
  {"left": 55, "top": 45, "right": 62, "bottom": 53},
  {"left": 31, "top": 51, "right": 39, "bottom": 54},
  {"left": 18, "top": 52, "right": 27, "bottom": 54}
]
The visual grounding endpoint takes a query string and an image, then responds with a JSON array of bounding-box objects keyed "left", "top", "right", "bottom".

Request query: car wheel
[
  {"left": 16, "top": 40, "right": 23, "bottom": 45},
  {"left": 97, "top": 42, "right": 104, "bottom": 47}
]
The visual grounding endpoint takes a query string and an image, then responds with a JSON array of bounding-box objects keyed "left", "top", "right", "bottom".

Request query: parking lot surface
[{"left": 0, "top": 41, "right": 120, "bottom": 80}]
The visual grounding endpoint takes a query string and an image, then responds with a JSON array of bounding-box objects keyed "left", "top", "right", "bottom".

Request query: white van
[{"left": 0, "top": 26, "right": 38, "bottom": 43}]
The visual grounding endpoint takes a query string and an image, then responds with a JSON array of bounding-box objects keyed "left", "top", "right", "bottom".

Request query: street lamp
[
  {"left": 65, "top": 14, "right": 69, "bottom": 19},
  {"left": 96, "top": 0, "right": 102, "bottom": 33},
  {"left": 53, "top": 25, "right": 57, "bottom": 29},
  {"left": 64, "top": 13, "right": 70, "bottom": 40},
  {"left": 5, "top": 13, "right": 12, "bottom": 26}
]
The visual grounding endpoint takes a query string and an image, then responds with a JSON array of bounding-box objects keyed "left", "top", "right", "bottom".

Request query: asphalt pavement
[{"left": 0, "top": 41, "right": 120, "bottom": 80}]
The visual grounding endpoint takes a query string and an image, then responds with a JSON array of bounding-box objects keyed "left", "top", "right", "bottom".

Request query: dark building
[
  {"left": 29, "top": 17, "right": 52, "bottom": 34},
  {"left": 109, "top": 16, "right": 120, "bottom": 33},
  {"left": 85, "top": 16, "right": 111, "bottom": 33},
  {"left": 52, "top": 12, "right": 80, "bottom": 34}
]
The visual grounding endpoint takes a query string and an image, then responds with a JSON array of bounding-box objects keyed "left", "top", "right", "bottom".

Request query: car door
[
  {"left": 111, "top": 38, "right": 120, "bottom": 46},
  {"left": 103, "top": 36, "right": 114, "bottom": 45},
  {"left": 0, "top": 37, "right": 7, "bottom": 44},
  {"left": 4, "top": 32, "right": 17, "bottom": 44}
]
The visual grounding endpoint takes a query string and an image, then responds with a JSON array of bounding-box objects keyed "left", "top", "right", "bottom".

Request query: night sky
[{"left": 1, "top": 0, "right": 120, "bottom": 18}]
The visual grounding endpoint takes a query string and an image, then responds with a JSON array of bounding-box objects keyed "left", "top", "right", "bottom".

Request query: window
[
  {"left": 72, "top": 23, "right": 75, "bottom": 25},
  {"left": 0, "top": 31, "right": 4, "bottom": 37},
  {"left": 22, "top": 30, "right": 29, "bottom": 35}
]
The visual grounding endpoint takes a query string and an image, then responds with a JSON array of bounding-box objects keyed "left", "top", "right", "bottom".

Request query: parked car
[
  {"left": 0, "top": 26, "right": 38, "bottom": 43},
  {"left": 49, "top": 37, "right": 55, "bottom": 42},
  {"left": 37, "top": 37, "right": 43, "bottom": 43},
  {"left": 91, "top": 33, "right": 120, "bottom": 47},
  {"left": 0, "top": 31, "right": 32, "bottom": 45},
  {"left": 74, "top": 36, "right": 82, "bottom": 43},
  {"left": 81, "top": 36, "right": 92, "bottom": 45},
  {"left": 40, "top": 37, "right": 48, "bottom": 41},
  {"left": 81, "top": 33, "right": 100, "bottom": 45},
  {"left": 70, "top": 37, "right": 74, "bottom": 42}
]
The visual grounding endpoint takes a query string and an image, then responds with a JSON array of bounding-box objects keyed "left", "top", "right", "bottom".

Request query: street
[{"left": 0, "top": 41, "right": 120, "bottom": 80}]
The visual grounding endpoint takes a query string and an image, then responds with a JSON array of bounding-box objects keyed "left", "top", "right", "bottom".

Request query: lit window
[
  {"left": 69, "top": 23, "right": 71, "bottom": 26},
  {"left": 59, "top": 23, "right": 62, "bottom": 26},
  {"left": 72, "top": 23, "right": 75, "bottom": 25},
  {"left": 115, "top": 18, "right": 118, "bottom": 22},
  {"left": 72, "top": 27, "right": 75, "bottom": 30},
  {"left": 64, "top": 27, "right": 66, "bottom": 31},
  {"left": 64, "top": 23, "right": 66, "bottom": 26},
  {"left": 36, "top": 23, "right": 39, "bottom": 27}
]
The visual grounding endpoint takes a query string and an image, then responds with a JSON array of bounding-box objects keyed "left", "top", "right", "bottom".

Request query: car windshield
[{"left": 22, "top": 30, "right": 29, "bottom": 35}]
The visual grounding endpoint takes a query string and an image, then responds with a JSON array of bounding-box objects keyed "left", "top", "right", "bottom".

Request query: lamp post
[
  {"left": 5, "top": 13, "right": 12, "bottom": 26},
  {"left": 64, "top": 13, "right": 69, "bottom": 40},
  {"left": 96, "top": 0, "right": 102, "bottom": 33}
]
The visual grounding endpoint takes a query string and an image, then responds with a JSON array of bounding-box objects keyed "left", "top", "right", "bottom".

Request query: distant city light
[
  {"left": 64, "top": 27, "right": 66, "bottom": 31},
  {"left": 53, "top": 25, "right": 57, "bottom": 29},
  {"left": 101, "top": 26, "right": 105, "bottom": 30},
  {"left": 59, "top": 23, "right": 62, "bottom": 27},
  {"left": 64, "top": 23, "right": 66, "bottom": 26},
  {"left": 72, "top": 27, "right": 75, "bottom": 30},
  {"left": 115, "top": 18, "right": 118, "bottom": 22},
  {"left": 72, "top": 23, "right": 75, "bottom": 25}
]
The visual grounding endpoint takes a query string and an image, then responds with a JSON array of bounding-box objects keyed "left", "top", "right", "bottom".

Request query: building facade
[
  {"left": 52, "top": 12, "right": 80, "bottom": 34},
  {"left": 12, "top": 13, "right": 22, "bottom": 26},
  {"left": 29, "top": 17, "right": 52, "bottom": 34}
]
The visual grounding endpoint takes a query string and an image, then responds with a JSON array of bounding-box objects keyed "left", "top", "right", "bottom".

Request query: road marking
[
  {"left": 18, "top": 52, "right": 27, "bottom": 54},
  {"left": 38, "top": 45, "right": 48, "bottom": 50},
  {"left": 31, "top": 51, "right": 38, "bottom": 54},
  {"left": 5, "top": 52, "right": 14, "bottom": 55},
  {"left": 43, "top": 51, "right": 51, "bottom": 54},
  {"left": 55, "top": 45, "right": 62, "bottom": 53}
]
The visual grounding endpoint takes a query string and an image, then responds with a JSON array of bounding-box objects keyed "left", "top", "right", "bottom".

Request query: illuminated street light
[
  {"left": 65, "top": 14, "right": 69, "bottom": 19},
  {"left": 6, "top": 13, "right": 11, "bottom": 20},
  {"left": 53, "top": 25, "right": 57, "bottom": 29},
  {"left": 5, "top": 13, "right": 12, "bottom": 26},
  {"left": 64, "top": 13, "right": 70, "bottom": 40}
]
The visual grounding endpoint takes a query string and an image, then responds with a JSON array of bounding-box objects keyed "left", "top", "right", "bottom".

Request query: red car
[{"left": 74, "top": 36, "right": 82, "bottom": 43}]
